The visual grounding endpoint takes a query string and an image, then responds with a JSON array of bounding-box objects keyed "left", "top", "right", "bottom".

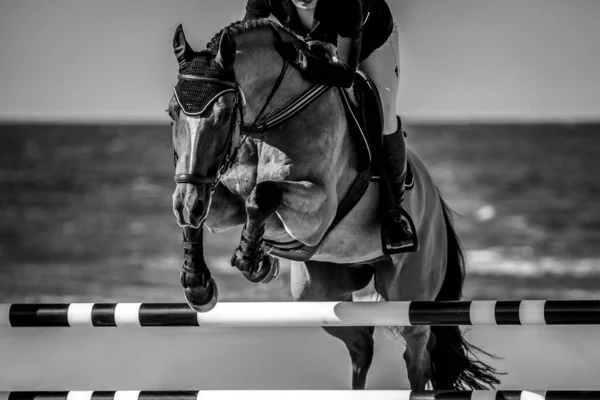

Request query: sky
[{"left": 0, "top": 0, "right": 599, "bottom": 123}]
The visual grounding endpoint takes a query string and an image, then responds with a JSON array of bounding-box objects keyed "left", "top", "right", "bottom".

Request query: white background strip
[
  {"left": 470, "top": 301, "right": 497, "bottom": 325},
  {"left": 67, "top": 391, "right": 94, "bottom": 400},
  {"left": 471, "top": 391, "right": 499, "bottom": 400},
  {"left": 0, "top": 304, "right": 11, "bottom": 327},
  {"left": 115, "top": 303, "right": 142, "bottom": 327},
  {"left": 114, "top": 391, "right": 141, "bottom": 400},
  {"left": 520, "top": 390, "right": 547, "bottom": 400},
  {"left": 196, "top": 390, "right": 410, "bottom": 400},
  {"left": 520, "top": 300, "right": 547, "bottom": 325},
  {"left": 68, "top": 303, "right": 94, "bottom": 327}
]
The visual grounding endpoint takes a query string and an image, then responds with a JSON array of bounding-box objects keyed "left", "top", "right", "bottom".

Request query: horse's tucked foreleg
[
  {"left": 231, "top": 181, "right": 283, "bottom": 283},
  {"left": 275, "top": 180, "right": 335, "bottom": 246}
]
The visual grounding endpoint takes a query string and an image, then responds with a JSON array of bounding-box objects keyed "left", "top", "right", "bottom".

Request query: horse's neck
[
  {"left": 234, "top": 29, "right": 313, "bottom": 121},
  {"left": 231, "top": 27, "right": 359, "bottom": 199}
]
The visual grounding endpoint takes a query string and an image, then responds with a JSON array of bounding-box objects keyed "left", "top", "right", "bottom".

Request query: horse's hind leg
[
  {"left": 231, "top": 181, "right": 282, "bottom": 283},
  {"left": 400, "top": 325, "right": 435, "bottom": 390},
  {"left": 291, "top": 260, "right": 375, "bottom": 390},
  {"left": 373, "top": 255, "right": 444, "bottom": 390}
]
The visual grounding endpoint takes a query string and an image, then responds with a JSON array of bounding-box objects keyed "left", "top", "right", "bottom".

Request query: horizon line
[{"left": 1, "top": 111, "right": 600, "bottom": 125}]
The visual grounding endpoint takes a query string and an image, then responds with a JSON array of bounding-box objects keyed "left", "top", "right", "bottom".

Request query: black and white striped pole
[{"left": 1, "top": 300, "right": 599, "bottom": 328}]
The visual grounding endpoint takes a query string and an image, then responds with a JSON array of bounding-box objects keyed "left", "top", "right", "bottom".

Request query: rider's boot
[{"left": 381, "top": 116, "right": 418, "bottom": 253}]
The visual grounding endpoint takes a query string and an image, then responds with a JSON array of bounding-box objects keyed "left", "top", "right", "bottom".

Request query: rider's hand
[{"left": 307, "top": 40, "right": 338, "bottom": 63}]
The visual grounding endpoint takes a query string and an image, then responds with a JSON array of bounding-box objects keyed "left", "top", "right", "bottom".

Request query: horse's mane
[{"left": 205, "top": 18, "right": 298, "bottom": 53}]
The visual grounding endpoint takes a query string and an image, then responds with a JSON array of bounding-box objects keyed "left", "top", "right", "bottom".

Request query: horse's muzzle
[{"left": 172, "top": 183, "right": 211, "bottom": 228}]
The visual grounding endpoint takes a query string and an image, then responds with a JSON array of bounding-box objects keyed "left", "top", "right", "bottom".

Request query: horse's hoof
[
  {"left": 231, "top": 246, "right": 279, "bottom": 284},
  {"left": 181, "top": 274, "right": 219, "bottom": 313},
  {"left": 230, "top": 248, "right": 252, "bottom": 273},
  {"left": 259, "top": 253, "right": 280, "bottom": 284},
  {"left": 247, "top": 253, "right": 280, "bottom": 284}
]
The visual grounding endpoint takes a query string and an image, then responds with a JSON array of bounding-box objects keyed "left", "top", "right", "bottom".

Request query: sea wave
[{"left": 466, "top": 249, "right": 600, "bottom": 277}]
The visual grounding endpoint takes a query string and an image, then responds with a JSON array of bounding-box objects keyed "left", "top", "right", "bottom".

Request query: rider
[{"left": 243, "top": 0, "right": 416, "bottom": 252}]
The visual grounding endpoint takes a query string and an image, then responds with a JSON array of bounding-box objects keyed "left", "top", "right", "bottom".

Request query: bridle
[{"left": 173, "top": 54, "right": 290, "bottom": 192}]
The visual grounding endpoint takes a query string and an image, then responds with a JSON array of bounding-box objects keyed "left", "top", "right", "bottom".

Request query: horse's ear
[
  {"left": 173, "top": 24, "right": 193, "bottom": 70},
  {"left": 215, "top": 31, "right": 236, "bottom": 70}
]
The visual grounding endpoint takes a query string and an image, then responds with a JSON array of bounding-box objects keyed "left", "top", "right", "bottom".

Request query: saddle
[{"left": 265, "top": 71, "right": 413, "bottom": 261}]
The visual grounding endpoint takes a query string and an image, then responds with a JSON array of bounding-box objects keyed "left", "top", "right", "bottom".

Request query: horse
[{"left": 167, "top": 18, "right": 500, "bottom": 391}]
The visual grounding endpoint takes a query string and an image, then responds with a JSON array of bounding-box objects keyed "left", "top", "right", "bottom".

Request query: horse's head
[
  {"left": 169, "top": 25, "right": 243, "bottom": 228},
  {"left": 168, "top": 21, "right": 306, "bottom": 228}
]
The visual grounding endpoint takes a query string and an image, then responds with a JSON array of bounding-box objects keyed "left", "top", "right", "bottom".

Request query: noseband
[{"left": 173, "top": 59, "right": 289, "bottom": 191}]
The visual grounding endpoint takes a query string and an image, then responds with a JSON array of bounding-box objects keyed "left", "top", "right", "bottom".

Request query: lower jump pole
[
  {"left": 3, "top": 391, "right": 600, "bottom": 400},
  {"left": 1, "top": 300, "right": 599, "bottom": 328},
  {"left": 2, "top": 391, "right": 600, "bottom": 400}
]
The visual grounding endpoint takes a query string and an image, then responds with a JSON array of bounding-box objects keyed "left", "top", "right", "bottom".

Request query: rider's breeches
[{"left": 360, "top": 18, "right": 401, "bottom": 136}]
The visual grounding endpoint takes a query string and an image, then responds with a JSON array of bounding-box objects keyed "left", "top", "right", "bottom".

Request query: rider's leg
[
  {"left": 360, "top": 18, "right": 415, "bottom": 250},
  {"left": 360, "top": 20, "right": 402, "bottom": 136}
]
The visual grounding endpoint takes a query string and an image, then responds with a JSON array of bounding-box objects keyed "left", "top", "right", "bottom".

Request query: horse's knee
[{"left": 255, "top": 181, "right": 283, "bottom": 211}]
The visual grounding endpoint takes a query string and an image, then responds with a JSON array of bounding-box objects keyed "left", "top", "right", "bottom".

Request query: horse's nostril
[{"left": 193, "top": 200, "right": 205, "bottom": 215}]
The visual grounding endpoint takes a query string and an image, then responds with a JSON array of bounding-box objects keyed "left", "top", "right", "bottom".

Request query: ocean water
[{"left": 0, "top": 122, "right": 599, "bottom": 302}]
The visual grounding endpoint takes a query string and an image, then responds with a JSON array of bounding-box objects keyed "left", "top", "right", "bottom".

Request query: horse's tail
[{"left": 430, "top": 194, "right": 502, "bottom": 390}]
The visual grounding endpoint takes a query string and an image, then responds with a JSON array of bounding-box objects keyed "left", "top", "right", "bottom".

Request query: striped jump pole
[
  {"left": 2, "top": 391, "right": 600, "bottom": 400},
  {"left": 1, "top": 300, "right": 599, "bottom": 327}
]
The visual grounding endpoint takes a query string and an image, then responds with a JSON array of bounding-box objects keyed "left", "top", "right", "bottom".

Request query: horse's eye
[{"left": 166, "top": 101, "right": 181, "bottom": 120}]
